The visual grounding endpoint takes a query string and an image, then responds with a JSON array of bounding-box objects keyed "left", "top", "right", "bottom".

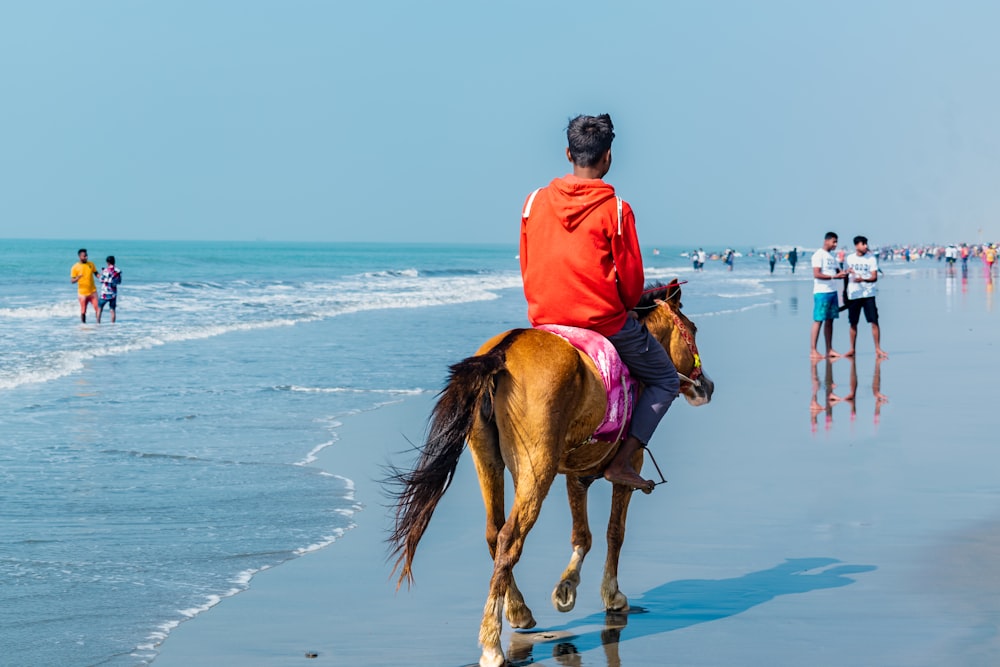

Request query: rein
[
  {"left": 632, "top": 281, "right": 703, "bottom": 390},
  {"left": 662, "top": 303, "right": 703, "bottom": 389}
]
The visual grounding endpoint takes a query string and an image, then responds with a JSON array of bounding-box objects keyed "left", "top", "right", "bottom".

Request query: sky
[{"left": 2, "top": 1, "right": 999, "bottom": 247}]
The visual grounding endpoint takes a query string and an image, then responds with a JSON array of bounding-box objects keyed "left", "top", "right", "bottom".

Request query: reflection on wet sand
[
  {"left": 809, "top": 358, "right": 836, "bottom": 432},
  {"left": 506, "top": 558, "right": 875, "bottom": 666},
  {"left": 987, "top": 271, "right": 993, "bottom": 312},
  {"left": 811, "top": 357, "right": 888, "bottom": 431},
  {"left": 830, "top": 356, "right": 889, "bottom": 426}
]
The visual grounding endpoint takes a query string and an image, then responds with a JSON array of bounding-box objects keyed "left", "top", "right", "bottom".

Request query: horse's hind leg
[
  {"left": 552, "top": 475, "right": 593, "bottom": 613},
  {"left": 469, "top": 422, "right": 535, "bottom": 630},
  {"left": 479, "top": 472, "right": 556, "bottom": 667},
  {"left": 601, "top": 481, "right": 633, "bottom": 611}
]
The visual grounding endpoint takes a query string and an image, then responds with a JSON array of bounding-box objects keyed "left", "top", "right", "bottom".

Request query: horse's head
[{"left": 637, "top": 279, "right": 715, "bottom": 406}]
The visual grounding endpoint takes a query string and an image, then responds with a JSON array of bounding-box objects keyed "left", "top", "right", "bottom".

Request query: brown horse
[{"left": 388, "top": 280, "right": 714, "bottom": 667}]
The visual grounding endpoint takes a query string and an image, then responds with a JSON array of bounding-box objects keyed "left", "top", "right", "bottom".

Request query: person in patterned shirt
[{"left": 98, "top": 255, "right": 122, "bottom": 324}]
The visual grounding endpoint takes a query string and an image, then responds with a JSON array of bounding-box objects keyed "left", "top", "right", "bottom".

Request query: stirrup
[{"left": 639, "top": 444, "right": 668, "bottom": 490}]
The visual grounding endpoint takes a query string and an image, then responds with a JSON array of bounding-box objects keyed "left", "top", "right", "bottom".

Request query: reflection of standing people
[
  {"left": 519, "top": 113, "right": 679, "bottom": 492},
  {"left": 810, "top": 232, "right": 847, "bottom": 360},
  {"left": 809, "top": 359, "right": 838, "bottom": 432},
  {"left": 833, "top": 356, "right": 889, "bottom": 426},
  {"left": 98, "top": 255, "right": 122, "bottom": 324},
  {"left": 70, "top": 248, "right": 99, "bottom": 323},
  {"left": 844, "top": 236, "right": 887, "bottom": 359},
  {"left": 789, "top": 248, "right": 798, "bottom": 273}
]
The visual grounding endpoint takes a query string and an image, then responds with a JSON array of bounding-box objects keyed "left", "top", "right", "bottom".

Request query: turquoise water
[{"left": 0, "top": 240, "right": 788, "bottom": 666}]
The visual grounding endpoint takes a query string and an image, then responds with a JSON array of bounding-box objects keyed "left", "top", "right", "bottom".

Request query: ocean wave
[
  {"left": 689, "top": 300, "right": 780, "bottom": 317},
  {"left": 361, "top": 268, "right": 420, "bottom": 279},
  {"left": 276, "top": 385, "right": 426, "bottom": 395},
  {"left": 714, "top": 278, "right": 775, "bottom": 298},
  {"left": 0, "top": 302, "right": 78, "bottom": 319},
  {"left": 0, "top": 318, "right": 304, "bottom": 391}
]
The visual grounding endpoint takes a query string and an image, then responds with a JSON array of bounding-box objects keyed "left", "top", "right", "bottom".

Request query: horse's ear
[{"left": 667, "top": 279, "right": 682, "bottom": 305}]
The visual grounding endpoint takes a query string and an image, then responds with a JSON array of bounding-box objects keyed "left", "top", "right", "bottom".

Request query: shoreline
[{"left": 154, "top": 261, "right": 1000, "bottom": 666}]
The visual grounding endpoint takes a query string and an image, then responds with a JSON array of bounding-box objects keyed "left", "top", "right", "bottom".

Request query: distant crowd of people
[
  {"left": 878, "top": 242, "right": 997, "bottom": 267},
  {"left": 684, "top": 242, "right": 999, "bottom": 277},
  {"left": 687, "top": 247, "right": 801, "bottom": 273},
  {"left": 71, "top": 248, "right": 122, "bottom": 324}
]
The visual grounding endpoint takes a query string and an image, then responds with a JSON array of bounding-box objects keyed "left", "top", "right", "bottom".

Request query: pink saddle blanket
[{"left": 535, "top": 324, "right": 635, "bottom": 443}]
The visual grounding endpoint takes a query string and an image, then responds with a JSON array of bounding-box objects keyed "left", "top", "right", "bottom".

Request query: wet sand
[{"left": 154, "top": 261, "right": 1000, "bottom": 666}]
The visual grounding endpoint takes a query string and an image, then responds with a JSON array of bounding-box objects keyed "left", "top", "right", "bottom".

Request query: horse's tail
[{"left": 386, "top": 329, "right": 524, "bottom": 589}]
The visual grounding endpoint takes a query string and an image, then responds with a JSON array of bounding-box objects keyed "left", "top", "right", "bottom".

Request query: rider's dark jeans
[{"left": 607, "top": 317, "right": 680, "bottom": 445}]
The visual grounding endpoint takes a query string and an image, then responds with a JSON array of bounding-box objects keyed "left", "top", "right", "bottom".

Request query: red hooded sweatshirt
[{"left": 519, "top": 175, "right": 645, "bottom": 337}]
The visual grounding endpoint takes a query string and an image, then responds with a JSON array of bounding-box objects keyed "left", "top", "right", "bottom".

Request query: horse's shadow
[{"left": 505, "top": 557, "right": 876, "bottom": 666}]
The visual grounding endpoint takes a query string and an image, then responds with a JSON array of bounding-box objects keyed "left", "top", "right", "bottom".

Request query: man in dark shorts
[
  {"left": 844, "top": 236, "right": 887, "bottom": 359},
  {"left": 98, "top": 255, "right": 122, "bottom": 324}
]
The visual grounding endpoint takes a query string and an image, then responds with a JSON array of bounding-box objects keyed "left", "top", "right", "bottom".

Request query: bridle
[
  {"left": 658, "top": 299, "right": 703, "bottom": 390},
  {"left": 637, "top": 280, "right": 703, "bottom": 391}
]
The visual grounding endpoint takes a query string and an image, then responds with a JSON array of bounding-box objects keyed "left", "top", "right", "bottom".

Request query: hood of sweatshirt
[{"left": 547, "top": 175, "right": 617, "bottom": 231}]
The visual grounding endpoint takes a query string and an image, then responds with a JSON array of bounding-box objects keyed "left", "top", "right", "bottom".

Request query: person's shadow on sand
[{"left": 503, "top": 557, "right": 876, "bottom": 667}]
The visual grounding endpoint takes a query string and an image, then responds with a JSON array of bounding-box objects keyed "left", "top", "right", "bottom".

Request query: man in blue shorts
[
  {"left": 98, "top": 255, "right": 122, "bottom": 324},
  {"left": 810, "top": 232, "right": 848, "bottom": 359}
]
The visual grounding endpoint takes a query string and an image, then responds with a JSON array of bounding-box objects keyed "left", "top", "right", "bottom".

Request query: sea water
[{"left": 0, "top": 240, "right": 789, "bottom": 666}]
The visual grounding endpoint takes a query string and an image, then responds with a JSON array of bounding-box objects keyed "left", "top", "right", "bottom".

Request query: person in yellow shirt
[{"left": 70, "top": 248, "right": 99, "bottom": 323}]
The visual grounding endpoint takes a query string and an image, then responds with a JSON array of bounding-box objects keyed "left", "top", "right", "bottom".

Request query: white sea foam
[
  {"left": 293, "top": 526, "right": 353, "bottom": 556},
  {"left": 0, "top": 301, "right": 78, "bottom": 319},
  {"left": 280, "top": 385, "right": 426, "bottom": 395},
  {"left": 690, "top": 300, "right": 780, "bottom": 317},
  {"left": 296, "top": 439, "right": 337, "bottom": 466},
  {"left": 715, "top": 278, "right": 774, "bottom": 298}
]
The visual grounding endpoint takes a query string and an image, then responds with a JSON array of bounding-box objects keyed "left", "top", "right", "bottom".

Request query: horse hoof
[
  {"left": 507, "top": 611, "right": 537, "bottom": 630},
  {"left": 479, "top": 649, "right": 506, "bottom": 667},
  {"left": 552, "top": 581, "right": 577, "bottom": 613},
  {"left": 604, "top": 591, "right": 629, "bottom": 612}
]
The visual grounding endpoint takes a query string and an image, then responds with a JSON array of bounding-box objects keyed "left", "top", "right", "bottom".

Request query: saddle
[{"left": 535, "top": 324, "right": 636, "bottom": 443}]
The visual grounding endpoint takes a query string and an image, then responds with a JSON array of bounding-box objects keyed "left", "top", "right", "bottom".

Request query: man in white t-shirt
[
  {"left": 844, "top": 235, "right": 888, "bottom": 359},
  {"left": 810, "top": 231, "right": 848, "bottom": 360}
]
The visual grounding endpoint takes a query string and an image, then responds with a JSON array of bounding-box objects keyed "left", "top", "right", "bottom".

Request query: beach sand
[{"left": 154, "top": 263, "right": 1000, "bottom": 666}]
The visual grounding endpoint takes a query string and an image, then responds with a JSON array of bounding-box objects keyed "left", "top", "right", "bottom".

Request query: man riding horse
[
  {"left": 388, "top": 115, "right": 713, "bottom": 667},
  {"left": 519, "top": 113, "right": 679, "bottom": 493}
]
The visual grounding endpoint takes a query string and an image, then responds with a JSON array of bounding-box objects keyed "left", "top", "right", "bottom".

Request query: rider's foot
[
  {"left": 604, "top": 436, "right": 655, "bottom": 493},
  {"left": 603, "top": 466, "right": 655, "bottom": 494}
]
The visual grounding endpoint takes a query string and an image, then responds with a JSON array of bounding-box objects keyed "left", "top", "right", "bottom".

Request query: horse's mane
[{"left": 635, "top": 280, "right": 679, "bottom": 320}]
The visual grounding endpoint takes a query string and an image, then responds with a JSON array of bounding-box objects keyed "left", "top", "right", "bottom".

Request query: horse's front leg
[
  {"left": 601, "top": 478, "right": 635, "bottom": 611},
  {"left": 552, "top": 475, "right": 594, "bottom": 613}
]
